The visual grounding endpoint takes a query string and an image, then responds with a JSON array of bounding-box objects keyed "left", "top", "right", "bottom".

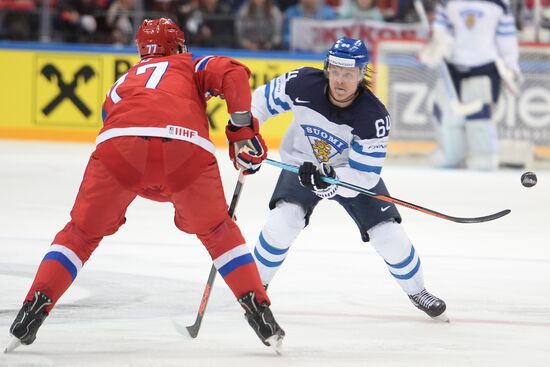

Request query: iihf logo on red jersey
[{"left": 168, "top": 125, "right": 197, "bottom": 138}]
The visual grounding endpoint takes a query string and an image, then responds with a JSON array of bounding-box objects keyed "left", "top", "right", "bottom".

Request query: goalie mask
[
  {"left": 324, "top": 37, "right": 370, "bottom": 78},
  {"left": 136, "top": 18, "right": 186, "bottom": 58}
]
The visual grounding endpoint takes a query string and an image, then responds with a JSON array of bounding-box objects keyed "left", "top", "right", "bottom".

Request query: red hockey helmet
[{"left": 135, "top": 18, "right": 185, "bottom": 58}]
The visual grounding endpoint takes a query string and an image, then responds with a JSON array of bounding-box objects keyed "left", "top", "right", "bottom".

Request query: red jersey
[{"left": 98, "top": 53, "right": 252, "bottom": 153}]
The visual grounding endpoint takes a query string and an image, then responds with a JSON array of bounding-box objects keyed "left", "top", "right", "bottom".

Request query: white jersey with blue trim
[
  {"left": 252, "top": 67, "right": 391, "bottom": 196},
  {"left": 434, "top": 0, "right": 519, "bottom": 71}
]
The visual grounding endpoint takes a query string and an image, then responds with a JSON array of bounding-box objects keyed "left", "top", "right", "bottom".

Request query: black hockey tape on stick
[
  {"left": 265, "top": 159, "right": 510, "bottom": 224},
  {"left": 186, "top": 170, "right": 246, "bottom": 338}
]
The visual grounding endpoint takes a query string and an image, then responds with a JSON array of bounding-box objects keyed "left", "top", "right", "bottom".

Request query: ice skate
[
  {"left": 408, "top": 289, "right": 449, "bottom": 322},
  {"left": 238, "top": 291, "right": 285, "bottom": 354},
  {"left": 5, "top": 291, "right": 51, "bottom": 353}
]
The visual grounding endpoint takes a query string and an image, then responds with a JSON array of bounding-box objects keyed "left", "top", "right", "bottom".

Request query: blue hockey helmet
[{"left": 325, "top": 37, "right": 370, "bottom": 74}]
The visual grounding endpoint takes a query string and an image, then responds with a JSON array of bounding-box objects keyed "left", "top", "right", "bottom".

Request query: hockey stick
[
  {"left": 186, "top": 170, "right": 246, "bottom": 338},
  {"left": 265, "top": 159, "right": 510, "bottom": 224}
]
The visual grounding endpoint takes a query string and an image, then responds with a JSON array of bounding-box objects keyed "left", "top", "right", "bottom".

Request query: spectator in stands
[
  {"left": 0, "top": 0, "right": 36, "bottom": 40},
  {"left": 392, "top": 0, "right": 435, "bottom": 23},
  {"left": 184, "top": 0, "right": 234, "bottom": 47},
  {"left": 147, "top": 0, "right": 179, "bottom": 18},
  {"left": 235, "top": 0, "right": 283, "bottom": 50},
  {"left": 106, "top": 0, "right": 136, "bottom": 45},
  {"left": 283, "top": 0, "right": 337, "bottom": 48},
  {"left": 57, "top": 0, "right": 106, "bottom": 43},
  {"left": 177, "top": 0, "right": 198, "bottom": 23},
  {"left": 276, "top": 0, "right": 299, "bottom": 13},
  {"left": 339, "top": 0, "right": 384, "bottom": 21}
]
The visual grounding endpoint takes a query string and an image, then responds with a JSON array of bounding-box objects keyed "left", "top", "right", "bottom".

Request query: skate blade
[
  {"left": 265, "top": 334, "right": 283, "bottom": 355},
  {"left": 4, "top": 336, "right": 22, "bottom": 353},
  {"left": 432, "top": 311, "right": 450, "bottom": 323}
]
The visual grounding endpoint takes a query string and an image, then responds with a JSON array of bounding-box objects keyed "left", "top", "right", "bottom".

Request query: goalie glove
[
  {"left": 495, "top": 58, "right": 523, "bottom": 96},
  {"left": 298, "top": 162, "right": 338, "bottom": 199},
  {"left": 418, "top": 29, "right": 454, "bottom": 69},
  {"left": 225, "top": 116, "right": 268, "bottom": 175}
]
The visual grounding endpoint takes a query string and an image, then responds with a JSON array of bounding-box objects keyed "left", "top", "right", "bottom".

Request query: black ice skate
[
  {"left": 5, "top": 291, "right": 52, "bottom": 353},
  {"left": 238, "top": 291, "right": 285, "bottom": 354},
  {"left": 408, "top": 289, "right": 449, "bottom": 322}
]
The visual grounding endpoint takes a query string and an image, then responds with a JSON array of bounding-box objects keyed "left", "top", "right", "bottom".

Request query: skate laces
[
  {"left": 29, "top": 291, "right": 52, "bottom": 314},
  {"left": 411, "top": 290, "right": 439, "bottom": 308},
  {"left": 239, "top": 292, "right": 263, "bottom": 316}
]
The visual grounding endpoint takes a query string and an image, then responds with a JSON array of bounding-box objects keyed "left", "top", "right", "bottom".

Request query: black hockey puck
[{"left": 521, "top": 172, "right": 537, "bottom": 188}]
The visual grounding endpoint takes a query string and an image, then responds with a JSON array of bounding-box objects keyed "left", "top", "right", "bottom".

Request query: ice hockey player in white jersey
[
  {"left": 251, "top": 37, "right": 448, "bottom": 321},
  {"left": 419, "top": 0, "right": 521, "bottom": 170}
]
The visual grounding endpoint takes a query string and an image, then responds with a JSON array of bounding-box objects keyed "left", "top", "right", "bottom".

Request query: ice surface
[{"left": 0, "top": 140, "right": 549, "bottom": 367}]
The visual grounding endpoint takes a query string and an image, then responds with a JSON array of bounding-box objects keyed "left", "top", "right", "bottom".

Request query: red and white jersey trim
[{"left": 96, "top": 125, "right": 216, "bottom": 155}]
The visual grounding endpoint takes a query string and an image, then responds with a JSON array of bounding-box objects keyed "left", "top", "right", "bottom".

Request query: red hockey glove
[
  {"left": 225, "top": 117, "right": 268, "bottom": 175},
  {"left": 298, "top": 162, "right": 338, "bottom": 198}
]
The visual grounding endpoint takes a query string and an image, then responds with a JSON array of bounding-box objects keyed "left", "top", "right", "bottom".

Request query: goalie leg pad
[
  {"left": 465, "top": 119, "right": 499, "bottom": 170},
  {"left": 431, "top": 77, "right": 466, "bottom": 168},
  {"left": 253, "top": 201, "right": 306, "bottom": 286},
  {"left": 461, "top": 76, "right": 499, "bottom": 170},
  {"left": 368, "top": 221, "right": 425, "bottom": 295}
]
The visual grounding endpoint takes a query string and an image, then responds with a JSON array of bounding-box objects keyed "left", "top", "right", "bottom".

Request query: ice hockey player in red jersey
[{"left": 6, "top": 18, "right": 283, "bottom": 353}]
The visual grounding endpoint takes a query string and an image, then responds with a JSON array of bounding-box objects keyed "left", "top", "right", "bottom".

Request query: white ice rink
[{"left": 0, "top": 140, "right": 549, "bottom": 367}]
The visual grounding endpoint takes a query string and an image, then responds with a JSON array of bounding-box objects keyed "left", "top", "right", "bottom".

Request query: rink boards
[
  {"left": 0, "top": 42, "right": 321, "bottom": 150},
  {"left": 0, "top": 41, "right": 548, "bottom": 158}
]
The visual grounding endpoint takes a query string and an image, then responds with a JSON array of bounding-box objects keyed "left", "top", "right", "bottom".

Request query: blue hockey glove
[{"left": 298, "top": 162, "right": 338, "bottom": 198}]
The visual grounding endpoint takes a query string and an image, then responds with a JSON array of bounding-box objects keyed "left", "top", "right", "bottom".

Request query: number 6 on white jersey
[{"left": 375, "top": 116, "right": 391, "bottom": 137}]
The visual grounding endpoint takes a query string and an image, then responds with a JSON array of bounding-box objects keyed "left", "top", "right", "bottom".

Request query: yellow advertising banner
[
  {"left": 34, "top": 54, "right": 103, "bottom": 127},
  {"left": 0, "top": 48, "right": 322, "bottom": 149}
]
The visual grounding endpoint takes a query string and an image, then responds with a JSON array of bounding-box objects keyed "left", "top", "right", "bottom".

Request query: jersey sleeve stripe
[
  {"left": 194, "top": 55, "right": 214, "bottom": 71},
  {"left": 271, "top": 78, "right": 291, "bottom": 111},
  {"left": 349, "top": 158, "right": 383, "bottom": 174},
  {"left": 349, "top": 152, "right": 385, "bottom": 171},
  {"left": 497, "top": 24, "right": 516, "bottom": 30},
  {"left": 264, "top": 80, "right": 279, "bottom": 115},
  {"left": 496, "top": 31, "right": 517, "bottom": 36}
]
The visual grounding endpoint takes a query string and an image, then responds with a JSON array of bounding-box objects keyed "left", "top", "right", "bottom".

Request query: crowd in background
[{"left": 0, "top": 0, "right": 547, "bottom": 50}]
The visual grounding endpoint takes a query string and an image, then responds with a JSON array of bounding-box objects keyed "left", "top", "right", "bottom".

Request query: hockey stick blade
[
  {"left": 450, "top": 99, "right": 484, "bottom": 117},
  {"left": 265, "top": 159, "right": 511, "bottom": 224},
  {"left": 185, "top": 171, "right": 246, "bottom": 338}
]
